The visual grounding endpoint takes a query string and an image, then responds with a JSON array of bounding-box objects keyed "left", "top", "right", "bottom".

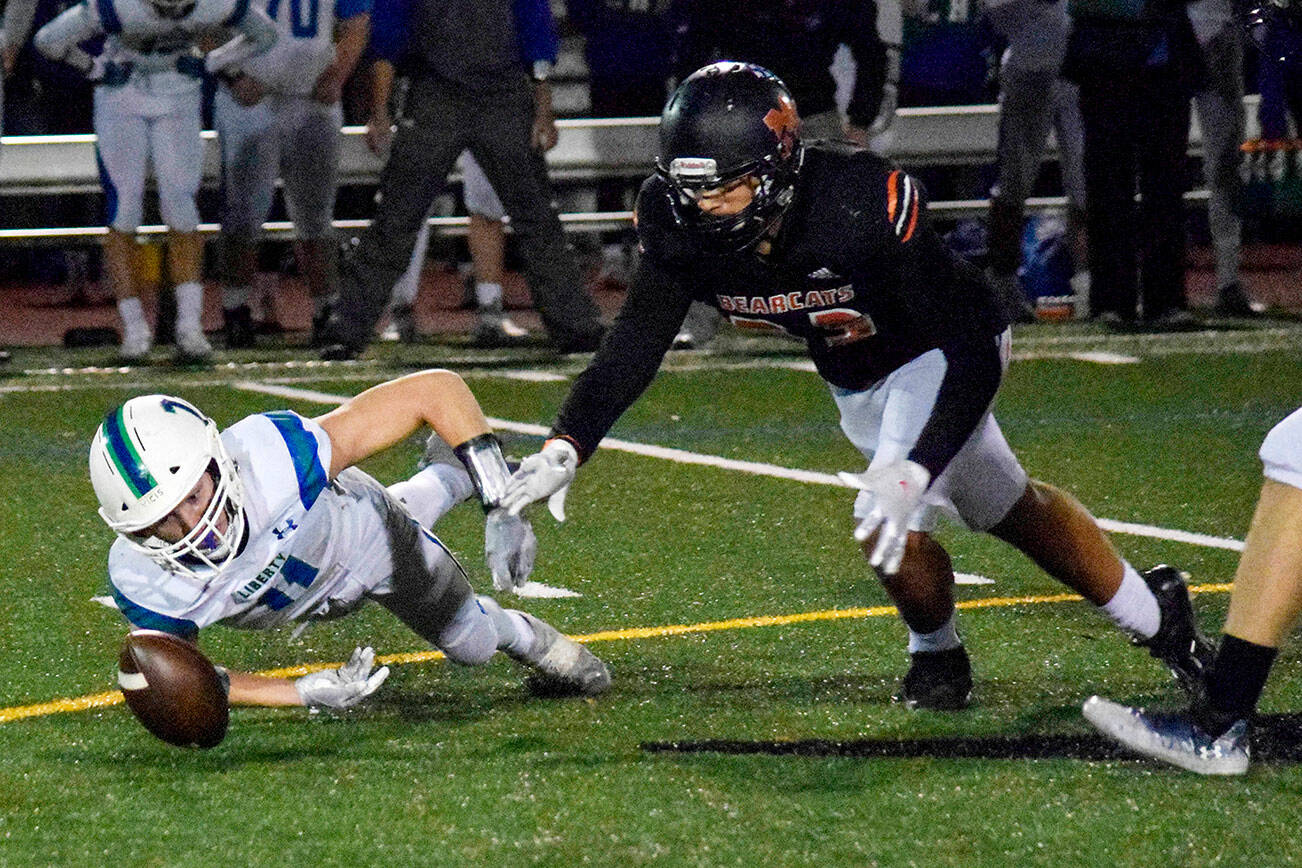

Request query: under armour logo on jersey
[
  {"left": 272, "top": 519, "right": 298, "bottom": 539},
  {"left": 885, "top": 170, "right": 920, "bottom": 243},
  {"left": 808, "top": 267, "right": 843, "bottom": 281}
]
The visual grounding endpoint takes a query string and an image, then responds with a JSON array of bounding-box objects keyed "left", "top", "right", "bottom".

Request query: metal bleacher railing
[{"left": 0, "top": 96, "right": 1261, "bottom": 242}]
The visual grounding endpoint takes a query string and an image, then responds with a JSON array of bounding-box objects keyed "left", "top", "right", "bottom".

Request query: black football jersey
[{"left": 553, "top": 141, "right": 1011, "bottom": 479}]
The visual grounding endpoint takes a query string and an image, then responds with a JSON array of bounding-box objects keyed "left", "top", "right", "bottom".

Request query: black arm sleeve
[
  {"left": 552, "top": 256, "right": 694, "bottom": 461},
  {"left": 906, "top": 332, "right": 1005, "bottom": 480}
]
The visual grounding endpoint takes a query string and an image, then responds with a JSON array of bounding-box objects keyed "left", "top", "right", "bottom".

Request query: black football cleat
[
  {"left": 1132, "top": 565, "right": 1215, "bottom": 697},
  {"left": 223, "top": 304, "right": 256, "bottom": 349},
  {"left": 896, "top": 646, "right": 973, "bottom": 710},
  {"left": 319, "top": 342, "right": 362, "bottom": 361}
]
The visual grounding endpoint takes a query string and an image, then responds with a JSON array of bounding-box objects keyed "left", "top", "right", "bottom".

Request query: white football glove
[
  {"left": 501, "top": 438, "right": 578, "bottom": 522},
  {"left": 485, "top": 507, "right": 538, "bottom": 591},
  {"left": 837, "top": 459, "right": 931, "bottom": 576},
  {"left": 294, "top": 646, "right": 389, "bottom": 709}
]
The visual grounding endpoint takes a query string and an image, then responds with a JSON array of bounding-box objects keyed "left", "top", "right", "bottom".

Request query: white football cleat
[
  {"left": 508, "top": 612, "right": 610, "bottom": 696},
  {"left": 174, "top": 329, "right": 213, "bottom": 362},
  {"left": 1083, "top": 695, "right": 1250, "bottom": 775},
  {"left": 119, "top": 331, "right": 153, "bottom": 361}
]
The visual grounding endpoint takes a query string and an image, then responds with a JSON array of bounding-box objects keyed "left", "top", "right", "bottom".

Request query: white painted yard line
[
  {"left": 1014, "top": 351, "right": 1141, "bottom": 365},
  {"left": 955, "top": 573, "right": 994, "bottom": 585},
  {"left": 499, "top": 370, "right": 569, "bottom": 382},
  {"left": 1096, "top": 518, "right": 1244, "bottom": 552},
  {"left": 233, "top": 381, "right": 1247, "bottom": 552}
]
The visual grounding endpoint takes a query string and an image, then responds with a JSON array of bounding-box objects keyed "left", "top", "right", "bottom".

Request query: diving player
[
  {"left": 89, "top": 371, "right": 610, "bottom": 708},
  {"left": 214, "top": 0, "right": 370, "bottom": 348},
  {"left": 34, "top": 0, "right": 279, "bottom": 362},
  {"left": 502, "top": 63, "right": 1209, "bottom": 711}
]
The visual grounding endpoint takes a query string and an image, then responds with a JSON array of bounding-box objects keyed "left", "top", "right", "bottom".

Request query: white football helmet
[{"left": 89, "top": 395, "right": 245, "bottom": 579}]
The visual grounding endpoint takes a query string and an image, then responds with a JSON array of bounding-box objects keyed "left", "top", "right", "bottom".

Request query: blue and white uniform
[
  {"left": 34, "top": 0, "right": 278, "bottom": 233},
  {"left": 215, "top": 0, "right": 370, "bottom": 241},
  {"left": 109, "top": 411, "right": 472, "bottom": 642}
]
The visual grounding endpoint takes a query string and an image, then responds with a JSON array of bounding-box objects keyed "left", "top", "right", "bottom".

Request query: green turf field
[{"left": 1, "top": 323, "right": 1300, "bottom": 866}]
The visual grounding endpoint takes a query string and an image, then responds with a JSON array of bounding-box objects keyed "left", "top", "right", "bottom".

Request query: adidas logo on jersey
[{"left": 808, "top": 267, "right": 843, "bottom": 281}]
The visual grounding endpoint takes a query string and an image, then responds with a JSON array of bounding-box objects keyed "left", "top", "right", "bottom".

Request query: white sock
[
  {"left": 387, "top": 463, "right": 473, "bottom": 527},
  {"left": 116, "top": 297, "right": 150, "bottom": 341},
  {"left": 173, "top": 281, "right": 204, "bottom": 333},
  {"left": 222, "top": 285, "right": 250, "bottom": 310},
  {"left": 500, "top": 610, "right": 534, "bottom": 656},
  {"left": 1100, "top": 562, "right": 1161, "bottom": 639},
  {"left": 475, "top": 281, "right": 503, "bottom": 310},
  {"left": 475, "top": 595, "right": 534, "bottom": 656},
  {"left": 907, "top": 611, "right": 962, "bottom": 653}
]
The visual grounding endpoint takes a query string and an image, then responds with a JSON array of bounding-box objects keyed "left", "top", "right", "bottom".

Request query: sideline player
[
  {"left": 89, "top": 372, "right": 611, "bottom": 708},
  {"left": 214, "top": 0, "right": 370, "bottom": 348},
  {"left": 1085, "top": 407, "right": 1302, "bottom": 775},
  {"left": 35, "top": 0, "right": 279, "bottom": 362},
  {"left": 502, "top": 63, "right": 1210, "bottom": 711}
]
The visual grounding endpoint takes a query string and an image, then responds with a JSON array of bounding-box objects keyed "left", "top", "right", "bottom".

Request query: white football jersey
[
  {"left": 97, "top": 0, "right": 248, "bottom": 91},
  {"left": 240, "top": 0, "right": 368, "bottom": 95},
  {"left": 108, "top": 411, "right": 437, "bottom": 637}
]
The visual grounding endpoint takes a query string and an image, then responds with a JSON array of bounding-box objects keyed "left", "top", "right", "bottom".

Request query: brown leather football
[{"left": 118, "top": 630, "right": 229, "bottom": 748}]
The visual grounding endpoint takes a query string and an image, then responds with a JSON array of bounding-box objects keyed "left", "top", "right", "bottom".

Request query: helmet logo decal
[
  {"left": 763, "top": 97, "right": 799, "bottom": 157},
  {"left": 103, "top": 408, "right": 157, "bottom": 498},
  {"left": 668, "top": 157, "right": 719, "bottom": 182},
  {"left": 160, "top": 397, "right": 206, "bottom": 421}
]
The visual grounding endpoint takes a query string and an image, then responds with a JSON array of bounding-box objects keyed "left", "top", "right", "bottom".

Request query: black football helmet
[{"left": 656, "top": 62, "right": 804, "bottom": 253}]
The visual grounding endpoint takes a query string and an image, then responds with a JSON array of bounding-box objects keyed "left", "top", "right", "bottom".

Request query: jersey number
[
  {"left": 809, "top": 308, "right": 877, "bottom": 347},
  {"left": 259, "top": 556, "right": 317, "bottom": 611},
  {"left": 267, "top": 0, "right": 319, "bottom": 38}
]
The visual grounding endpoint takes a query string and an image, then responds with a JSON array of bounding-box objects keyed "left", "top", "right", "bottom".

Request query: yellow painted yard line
[{"left": 0, "top": 583, "right": 1232, "bottom": 725}]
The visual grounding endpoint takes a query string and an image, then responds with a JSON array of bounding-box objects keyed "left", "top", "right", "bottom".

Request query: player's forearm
[
  {"left": 553, "top": 264, "right": 688, "bottom": 461},
  {"left": 32, "top": 4, "right": 99, "bottom": 70},
  {"left": 907, "top": 335, "right": 1004, "bottom": 480},
  {"left": 328, "top": 14, "right": 370, "bottom": 83},
  {"left": 317, "top": 369, "right": 493, "bottom": 477},
  {"left": 369, "top": 59, "right": 395, "bottom": 116},
  {"left": 226, "top": 670, "right": 305, "bottom": 706},
  {"left": 204, "top": 7, "right": 278, "bottom": 74},
  {"left": 1, "top": 0, "right": 38, "bottom": 57}
]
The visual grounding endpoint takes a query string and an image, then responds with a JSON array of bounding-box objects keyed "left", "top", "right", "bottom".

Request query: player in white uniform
[
  {"left": 88, "top": 371, "right": 611, "bottom": 708},
  {"left": 214, "top": 0, "right": 369, "bottom": 348},
  {"left": 34, "top": 0, "right": 278, "bottom": 362},
  {"left": 1086, "top": 407, "right": 1302, "bottom": 775}
]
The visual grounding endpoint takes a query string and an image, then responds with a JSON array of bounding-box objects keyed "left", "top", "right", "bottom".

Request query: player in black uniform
[{"left": 502, "top": 62, "right": 1211, "bottom": 710}]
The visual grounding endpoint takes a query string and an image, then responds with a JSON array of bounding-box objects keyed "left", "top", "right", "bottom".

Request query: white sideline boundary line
[{"left": 234, "top": 381, "right": 1246, "bottom": 553}]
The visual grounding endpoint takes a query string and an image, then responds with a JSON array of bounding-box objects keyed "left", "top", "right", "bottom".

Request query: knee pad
[{"left": 436, "top": 595, "right": 498, "bottom": 666}]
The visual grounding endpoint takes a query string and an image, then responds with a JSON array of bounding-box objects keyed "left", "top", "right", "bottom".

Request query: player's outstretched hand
[
  {"left": 837, "top": 460, "right": 930, "bottom": 575},
  {"left": 485, "top": 508, "right": 538, "bottom": 591},
  {"left": 294, "top": 646, "right": 389, "bottom": 709},
  {"left": 502, "top": 439, "right": 578, "bottom": 522}
]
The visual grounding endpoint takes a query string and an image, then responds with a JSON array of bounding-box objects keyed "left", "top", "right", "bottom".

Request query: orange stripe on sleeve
[{"left": 885, "top": 170, "right": 900, "bottom": 223}]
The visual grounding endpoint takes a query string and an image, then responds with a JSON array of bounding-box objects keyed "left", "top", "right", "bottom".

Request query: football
[{"left": 117, "top": 630, "right": 229, "bottom": 748}]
